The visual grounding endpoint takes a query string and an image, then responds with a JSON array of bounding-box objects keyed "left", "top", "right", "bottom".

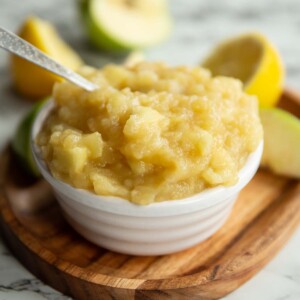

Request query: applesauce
[{"left": 37, "top": 62, "right": 263, "bottom": 205}]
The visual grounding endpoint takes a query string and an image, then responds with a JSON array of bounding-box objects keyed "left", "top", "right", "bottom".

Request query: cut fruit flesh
[
  {"left": 11, "top": 17, "right": 83, "bottom": 99},
  {"left": 260, "top": 108, "right": 300, "bottom": 178},
  {"left": 81, "top": 0, "right": 172, "bottom": 51},
  {"left": 202, "top": 33, "right": 285, "bottom": 108}
]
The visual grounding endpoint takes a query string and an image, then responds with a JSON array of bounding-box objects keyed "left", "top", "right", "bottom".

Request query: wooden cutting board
[{"left": 0, "top": 89, "right": 299, "bottom": 300}]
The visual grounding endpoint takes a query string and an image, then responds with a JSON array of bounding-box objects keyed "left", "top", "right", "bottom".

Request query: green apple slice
[
  {"left": 124, "top": 50, "right": 145, "bottom": 66},
  {"left": 12, "top": 100, "right": 47, "bottom": 177},
  {"left": 80, "top": 0, "right": 172, "bottom": 51},
  {"left": 260, "top": 108, "right": 300, "bottom": 178}
]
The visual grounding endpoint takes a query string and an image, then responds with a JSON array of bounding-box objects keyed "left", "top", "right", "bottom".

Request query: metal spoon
[{"left": 0, "top": 26, "right": 98, "bottom": 92}]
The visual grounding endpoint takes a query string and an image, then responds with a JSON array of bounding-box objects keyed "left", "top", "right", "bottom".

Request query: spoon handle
[{"left": 0, "top": 27, "right": 97, "bottom": 92}]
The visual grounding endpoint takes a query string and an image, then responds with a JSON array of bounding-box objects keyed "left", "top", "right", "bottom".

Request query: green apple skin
[
  {"left": 12, "top": 99, "right": 47, "bottom": 177},
  {"left": 79, "top": 0, "right": 172, "bottom": 52},
  {"left": 260, "top": 108, "right": 300, "bottom": 178},
  {"left": 80, "top": 0, "right": 128, "bottom": 51}
]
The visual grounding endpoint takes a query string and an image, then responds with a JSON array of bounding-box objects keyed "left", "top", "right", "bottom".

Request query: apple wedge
[
  {"left": 12, "top": 100, "right": 47, "bottom": 177},
  {"left": 80, "top": 0, "right": 172, "bottom": 51},
  {"left": 260, "top": 108, "right": 300, "bottom": 178}
]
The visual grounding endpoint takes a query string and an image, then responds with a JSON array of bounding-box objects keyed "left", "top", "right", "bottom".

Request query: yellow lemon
[
  {"left": 202, "top": 32, "right": 285, "bottom": 108},
  {"left": 11, "top": 16, "right": 83, "bottom": 100}
]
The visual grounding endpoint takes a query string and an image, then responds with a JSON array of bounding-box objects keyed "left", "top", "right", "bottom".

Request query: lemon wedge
[
  {"left": 11, "top": 16, "right": 83, "bottom": 100},
  {"left": 202, "top": 32, "right": 285, "bottom": 108}
]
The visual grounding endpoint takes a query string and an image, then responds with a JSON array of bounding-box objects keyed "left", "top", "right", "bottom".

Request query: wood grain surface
[{"left": 0, "top": 88, "right": 299, "bottom": 300}]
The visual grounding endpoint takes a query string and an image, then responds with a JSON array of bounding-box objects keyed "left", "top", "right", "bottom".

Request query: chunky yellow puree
[{"left": 37, "top": 62, "right": 263, "bottom": 205}]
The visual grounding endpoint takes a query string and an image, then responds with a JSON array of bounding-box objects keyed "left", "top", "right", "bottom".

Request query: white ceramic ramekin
[{"left": 31, "top": 100, "right": 263, "bottom": 256}]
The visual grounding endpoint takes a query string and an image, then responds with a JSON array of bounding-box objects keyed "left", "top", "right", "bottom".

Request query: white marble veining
[{"left": 0, "top": 0, "right": 299, "bottom": 299}]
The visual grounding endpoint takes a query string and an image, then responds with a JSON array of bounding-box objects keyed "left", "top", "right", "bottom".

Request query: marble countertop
[{"left": 0, "top": 0, "right": 299, "bottom": 299}]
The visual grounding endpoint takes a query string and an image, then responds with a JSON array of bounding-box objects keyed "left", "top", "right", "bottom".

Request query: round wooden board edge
[
  {"left": 0, "top": 147, "right": 300, "bottom": 300},
  {"left": 1, "top": 180, "right": 299, "bottom": 299},
  {"left": 0, "top": 86, "right": 300, "bottom": 299}
]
